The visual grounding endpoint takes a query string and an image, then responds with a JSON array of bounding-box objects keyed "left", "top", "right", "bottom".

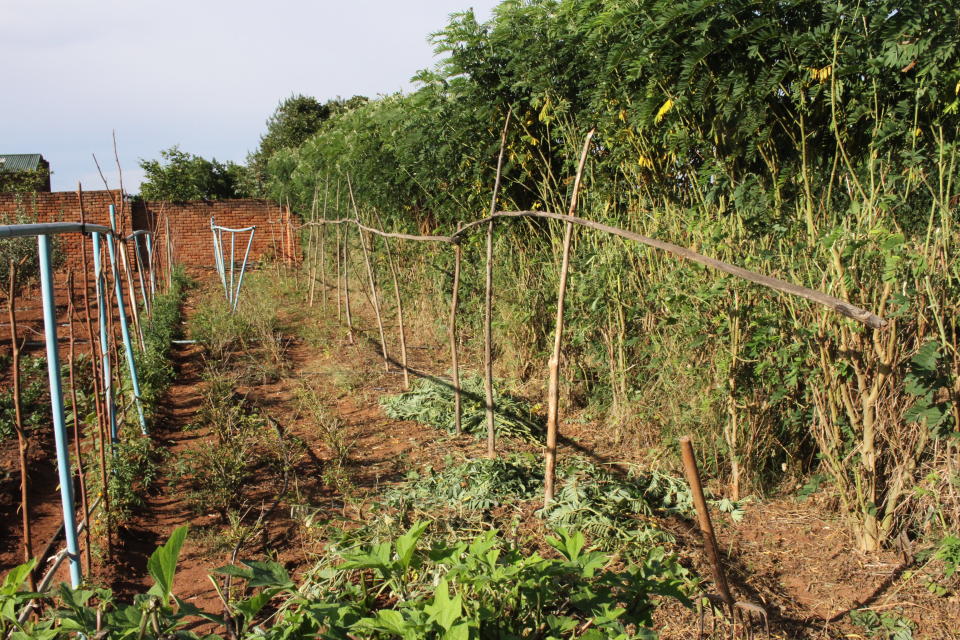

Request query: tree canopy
[
  {"left": 247, "top": 94, "right": 368, "bottom": 193},
  {"left": 138, "top": 146, "right": 249, "bottom": 201}
]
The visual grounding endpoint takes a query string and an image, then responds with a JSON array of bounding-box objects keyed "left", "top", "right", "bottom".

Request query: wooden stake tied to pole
[
  {"left": 483, "top": 110, "right": 512, "bottom": 459},
  {"left": 544, "top": 129, "right": 594, "bottom": 503},
  {"left": 449, "top": 222, "right": 463, "bottom": 434},
  {"left": 680, "top": 435, "right": 735, "bottom": 613},
  {"left": 7, "top": 259, "right": 34, "bottom": 589}
]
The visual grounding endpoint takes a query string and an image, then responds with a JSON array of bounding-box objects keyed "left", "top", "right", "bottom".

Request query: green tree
[
  {"left": 247, "top": 94, "right": 367, "bottom": 193},
  {"left": 138, "top": 146, "right": 248, "bottom": 201}
]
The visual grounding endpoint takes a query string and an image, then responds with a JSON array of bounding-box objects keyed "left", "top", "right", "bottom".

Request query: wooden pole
[
  {"left": 65, "top": 271, "right": 92, "bottom": 574},
  {"left": 680, "top": 436, "right": 735, "bottom": 614},
  {"left": 343, "top": 225, "right": 354, "bottom": 345},
  {"left": 7, "top": 259, "right": 35, "bottom": 590},
  {"left": 349, "top": 179, "right": 389, "bottom": 371},
  {"left": 483, "top": 110, "right": 512, "bottom": 458},
  {"left": 164, "top": 211, "right": 173, "bottom": 287},
  {"left": 336, "top": 224, "right": 343, "bottom": 324},
  {"left": 375, "top": 211, "right": 410, "bottom": 389},
  {"left": 78, "top": 189, "right": 112, "bottom": 559},
  {"left": 544, "top": 129, "right": 594, "bottom": 503},
  {"left": 450, "top": 222, "right": 463, "bottom": 433},
  {"left": 307, "top": 184, "right": 320, "bottom": 307}
]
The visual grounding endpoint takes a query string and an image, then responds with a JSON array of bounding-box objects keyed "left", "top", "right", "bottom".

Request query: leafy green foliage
[
  {"left": 0, "top": 167, "right": 50, "bottom": 193},
  {"left": 139, "top": 146, "right": 249, "bottom": 200},
  {"left": 0, "top": 521, "right": 689, "bottom": 640},
  {"left": 380, "top": 375, "right": 544, "bottom": 443},
  {"left": 248, "top": 94, "right": 367, "bottom": 193},
  {"left": 384, "top": 454, "right": 544, "bottom": 513},
  {"left": 275, "top": 522, "right": 689, "bottom": 639},
  {"left": 849, "top": 608, "right": 916, "bottom": 640},
  {"left": 0, "top": 355, "right": 48, "bottom": 440},
  {"left": 271, "top": 0, "right": 960, "bottom": 550},
  {"left": 135, "top": 266, "right": 190, "bottom": 409}
]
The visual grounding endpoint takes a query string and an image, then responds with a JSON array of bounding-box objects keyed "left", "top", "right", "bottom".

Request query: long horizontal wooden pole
[{"left": 297, "top": 210, "right": 886, "bottom": 329}]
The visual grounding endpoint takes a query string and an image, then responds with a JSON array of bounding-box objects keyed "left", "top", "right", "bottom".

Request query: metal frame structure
[
  {"left": 210, "top": 217, "right": 255, "bottom": 311},
  {"left": 0, "top": 219, "right": 147, "bottom": 587}
]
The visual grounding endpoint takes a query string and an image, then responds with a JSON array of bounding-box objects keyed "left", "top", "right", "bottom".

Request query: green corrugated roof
[{"left": 0, "top": 154, "right": 44, "bottom": 172}]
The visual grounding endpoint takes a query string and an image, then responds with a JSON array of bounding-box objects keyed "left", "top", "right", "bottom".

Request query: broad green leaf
[{"left": 147, "top": 525, "right": 189, "bottom": 600}]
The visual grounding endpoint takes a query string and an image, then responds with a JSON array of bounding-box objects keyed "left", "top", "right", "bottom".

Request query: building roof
[{"left": 0, "top": 154, "right": 45, "bottom": 173}]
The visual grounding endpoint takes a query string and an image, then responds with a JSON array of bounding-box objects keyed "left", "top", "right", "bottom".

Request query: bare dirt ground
[{"left": 2, "top": 277, "right": 958, "bottom": 639}]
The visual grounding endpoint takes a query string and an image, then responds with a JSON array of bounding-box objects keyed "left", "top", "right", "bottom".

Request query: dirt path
[{"left": 103, "top": 338, "right": 223, "bottom": 610}]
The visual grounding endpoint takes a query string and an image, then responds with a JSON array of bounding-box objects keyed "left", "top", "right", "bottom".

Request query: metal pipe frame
[
  {"left": 37, "top": 234, "right": 83, "bottom": 587},
  {"left": 92, "top": 232, "right": 118, "bottom": 442},
  {"left": 1, "top": 217, "right": 160, "bottom": 588},
  {"left": 108, "top": 205, "right": 147, "bottom": 434},
  {"left": 210, "top": 217, "right": 256, "bottom": 311}
]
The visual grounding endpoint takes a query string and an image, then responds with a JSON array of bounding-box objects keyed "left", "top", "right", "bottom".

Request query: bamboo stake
[
  {"left": 544, "top": 129, "right": 594, "bottom": 503},
  {"left": 680, "top": 436, "right": 735, "bottom": 614},
  {"left": 65, "top": 271, "right": 92, "bottom": 574},
  {"left": 7, "top": 259, "right": 35, "bottom": 590},
  {"left": 450, "top": 222, "right": 463, "bottom": 434},
  {"left": 348, "top": 178, "right": 389, "bottom": 370},
  {"left": 483, "top": 110, "right": 512, "bottom": 458}
]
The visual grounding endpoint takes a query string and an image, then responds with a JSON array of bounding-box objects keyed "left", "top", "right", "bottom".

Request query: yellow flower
[{"left": 654, "top": 98, "right": 674, "bottom": 123}]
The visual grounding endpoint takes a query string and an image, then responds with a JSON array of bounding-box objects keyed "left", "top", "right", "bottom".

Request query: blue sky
[{"left": 2, "top": 0, "right": 500, "bottom": 193}]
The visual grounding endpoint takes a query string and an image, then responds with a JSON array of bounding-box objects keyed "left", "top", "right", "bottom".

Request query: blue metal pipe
[
  {"left": 107, "top": 205, "right": 147, "bottom": 434},
  {"left": 92, "top": 232, "right": 118, "bottom": 442},
  {"left": 38, "top": 234, "right": 83, "bottom": 587},
  {"left": 232, "top": 227, "right": 256, "bottom": 312},
  {"left": 146, "top": 233, "right": 156, "bottom": 298},
  {"left": 229, "top": 231, "right": 236, "bottom": 307}
]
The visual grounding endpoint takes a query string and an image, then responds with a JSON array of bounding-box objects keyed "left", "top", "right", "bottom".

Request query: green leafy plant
[{"left": 381, "top": 375, "right": 544, "bottom": 443}]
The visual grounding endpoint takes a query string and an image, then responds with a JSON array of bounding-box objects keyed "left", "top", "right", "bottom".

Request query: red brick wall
[
  {"left": 136, "top": 199, "right": 300, "bottom": 274},
  {"left": 0, "top": 191, "right": 300, "bottom": 277},
  {"left": 0, "top": 190, "right": 132, "bottom": 274}
]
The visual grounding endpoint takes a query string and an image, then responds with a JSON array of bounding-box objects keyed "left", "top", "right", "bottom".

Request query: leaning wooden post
[
  {"left": 449, "top": 222, "right": 464, "bottom": 434},
  {"left": 307, "top": 184, "right": 320, "bottom": 307},
  {"left": 348, "top": 179, "right": 389, "bottom": 370},
  {"left": 372, "top": 209, "right": 410, "bottom": 389},
  {"left": 343, "top": 224, "right": 355, "bottom": 345},
  {"left": 78, "top": 191, "right": 112, "bottom": 558},
  {"left": 483, "top": 110, "right": 512, "bottom": 458},
  {"left": 680, "top": 435, "right": 735, "bottom": 614},
  {"left": 544, "top": 129, "right": 594, "bottom": 503},
  {"left": 65, "top": 271, "right": 92, "bottom": 574},
  {"left": 7, "top": 260, "right": 35, "bottom": 589},
  {"left": 316, "top": 175, "right": 330, "bottom": 312},
  {"left": 336, "top": 223, "right": 343, "bottom": 324}
]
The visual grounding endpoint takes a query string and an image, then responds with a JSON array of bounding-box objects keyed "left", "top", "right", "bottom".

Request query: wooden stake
[
  {"left": 450, "top": 222, "right": 463, "bottom": 433},
  {"left": 307, "top": 185, "right": 320, "bottom": 307},
  {"left": 373, "top": 210, "right": 410, "bottom": 389},
  {"left": 483, "top": 110, "right": 512, "bottom": 458},
  {"left": 349, "top": 179, "right": 389, "bottom": 370},
  {"left": 65, "top": 271, "right": 92, "bottom": 574},
  {"left": 680, "top": 436, "right": 735, "bottom": 614},
  {"left": 544, "top": 129, "right": 594, "bottom": 503},
  {"left": 343, "top": 225, "right": 354, "bottom": 345},
  {"left": 78, "top": 189, "right": 112, "bottom": 559},
  {"left": 335, "top": 224, "right": 343, "bottom": 324},
  {"left": 7, "top": 259, "right": 35, "bottom": 590}
]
